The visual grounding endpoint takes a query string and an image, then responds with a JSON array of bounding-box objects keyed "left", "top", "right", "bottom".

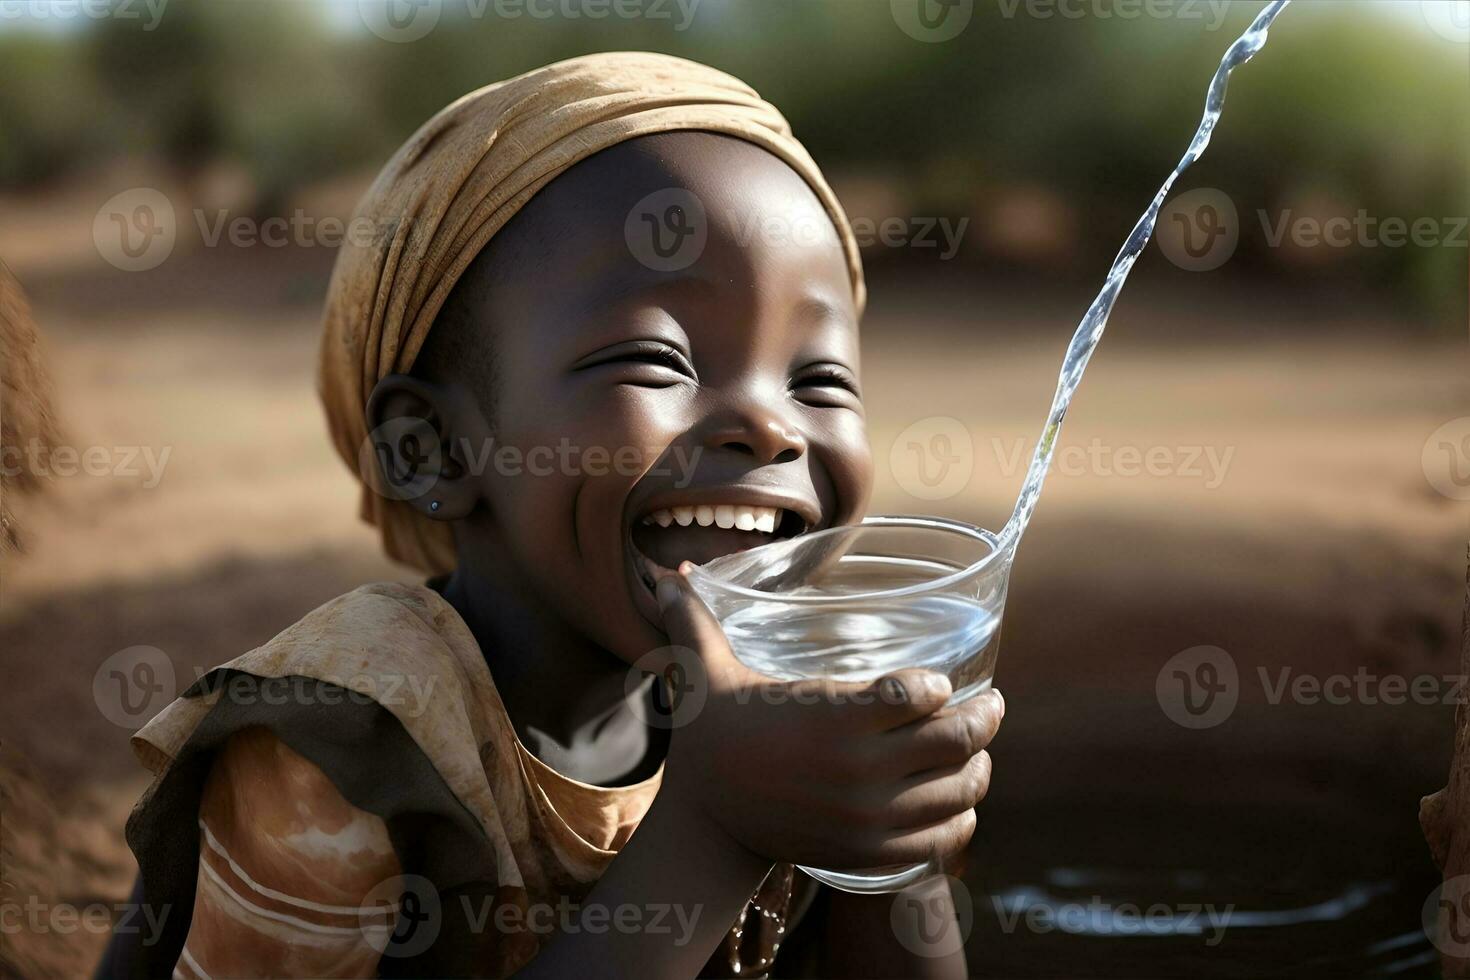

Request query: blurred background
[{"left": 0, "top": 0, "right": 1465, "bottom": 976}]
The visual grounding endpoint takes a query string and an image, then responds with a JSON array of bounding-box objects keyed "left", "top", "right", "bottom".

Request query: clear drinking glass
[{"left": 686, "top": 515, "right": 1015, "bottom": 894}]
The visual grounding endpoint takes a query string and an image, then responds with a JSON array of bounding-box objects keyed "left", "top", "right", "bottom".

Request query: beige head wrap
[{"left": 319, "top": 51, "right": 865, "bottom": 574}]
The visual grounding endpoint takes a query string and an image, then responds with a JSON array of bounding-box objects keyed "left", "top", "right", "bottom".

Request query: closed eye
[
  {"left": 572, "top": 340, "right": 697, "bottom": 387},
  {"left": 791, "top": 362, "right": 861, "bottom": 407}
]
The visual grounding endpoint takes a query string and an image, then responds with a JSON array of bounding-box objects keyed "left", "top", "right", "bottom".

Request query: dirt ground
[{"left": 0, "top": 188, "right": 1465, "bottom": 976}]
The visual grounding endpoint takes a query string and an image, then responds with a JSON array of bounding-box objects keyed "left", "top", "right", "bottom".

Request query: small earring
[{"left": 429, "top": 500, "right": 441, "bottom": 512}]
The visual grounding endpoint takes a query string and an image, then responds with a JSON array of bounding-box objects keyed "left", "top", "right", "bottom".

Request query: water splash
[{"left": 1001, "top": 0, "right": 1293, "bottom": 545}]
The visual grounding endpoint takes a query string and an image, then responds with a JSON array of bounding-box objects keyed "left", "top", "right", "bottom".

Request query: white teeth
[{"left": 643, "top": 504, "right": 787, "bottom": 533}]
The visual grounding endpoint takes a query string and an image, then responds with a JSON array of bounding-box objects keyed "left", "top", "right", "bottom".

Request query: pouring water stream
[{"left": 999, "top": 0, "right": 1292, "bottom": 551}]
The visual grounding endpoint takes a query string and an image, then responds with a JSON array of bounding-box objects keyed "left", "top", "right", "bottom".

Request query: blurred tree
[
  {"left": 87, "top": 0, "right": 226, "bottom": 173},
  {"left": 0, "top": 0, "right": 1461, "bottom": 316}
]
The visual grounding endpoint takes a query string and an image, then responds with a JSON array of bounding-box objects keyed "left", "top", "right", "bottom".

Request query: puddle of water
[{"left": 963, "top": 793, "right": 1443, "bottom": 977}]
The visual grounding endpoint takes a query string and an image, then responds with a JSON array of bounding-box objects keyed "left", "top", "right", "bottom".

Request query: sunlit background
[{"left": 1, "top": 1, "right": 1466, "bottom": 976}]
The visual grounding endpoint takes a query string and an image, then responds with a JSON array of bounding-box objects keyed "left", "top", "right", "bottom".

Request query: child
[{"left": 105, "top": 52, "right": 1004, "bottom": 979}]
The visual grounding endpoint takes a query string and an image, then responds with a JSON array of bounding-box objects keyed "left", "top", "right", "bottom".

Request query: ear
[{"left": 362, "top": 374, "right": 480, "bottom": 521}]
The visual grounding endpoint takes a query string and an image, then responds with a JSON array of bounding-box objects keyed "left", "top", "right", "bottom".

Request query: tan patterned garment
[{"left": 126, "top": 583, "right": 811, "bottom": 978}]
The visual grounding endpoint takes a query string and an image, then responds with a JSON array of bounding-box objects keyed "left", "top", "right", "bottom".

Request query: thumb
[
  {"left": 860, "top": 669, "right": 954, "bottom": 731},
  {"left": 654, "top": 566, "right": 752, "bottom": 691}
]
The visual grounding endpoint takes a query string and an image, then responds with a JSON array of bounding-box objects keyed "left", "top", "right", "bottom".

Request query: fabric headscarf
[{"left": 319, "top": 51, "right": 866, "bottom": 574}]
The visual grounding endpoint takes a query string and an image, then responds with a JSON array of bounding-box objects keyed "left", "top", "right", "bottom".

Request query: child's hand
[{"left": 651, "top": 568, "right": 1003, "bottom": 871}]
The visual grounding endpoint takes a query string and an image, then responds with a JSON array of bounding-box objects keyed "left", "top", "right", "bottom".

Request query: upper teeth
[{"left": 642, "top": 504, "right": 781, "bottom": 533}]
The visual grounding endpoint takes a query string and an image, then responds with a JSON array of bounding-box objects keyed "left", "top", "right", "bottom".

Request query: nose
[{"left": 699, "top": 405, "right": 807, "bottom": 465}]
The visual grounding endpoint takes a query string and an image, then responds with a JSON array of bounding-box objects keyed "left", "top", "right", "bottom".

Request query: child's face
[{"left": 447, "top": 133, "right": 871, "bottom": 660}]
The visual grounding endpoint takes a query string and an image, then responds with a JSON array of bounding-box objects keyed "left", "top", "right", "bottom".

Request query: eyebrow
[
  {"left": 789, "top": 294, "right": 852, "bottom": 328},
  {"left": 564, "top": 267, "right": 719, "bottom": 322}
]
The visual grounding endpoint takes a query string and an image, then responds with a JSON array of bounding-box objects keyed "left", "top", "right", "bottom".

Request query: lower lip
[
  {"left": 629, "top": 531, "right": 772, "bottom": 589},
  {"left": 623, "top": 518, "right": 811, "bottom": 629},
  {"left": 625, "top": 535, "right": 759, "bottom": 633},
  {"left": 626, "top": 535, "right": 669, "bottom": 631},
  {"left": 635, "top": 552, "right": 662, "bottom": 592}
]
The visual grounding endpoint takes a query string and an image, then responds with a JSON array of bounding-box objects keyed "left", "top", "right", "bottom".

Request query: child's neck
[{"left": 439, "top": 558, "right": 667, "bottom": 787}]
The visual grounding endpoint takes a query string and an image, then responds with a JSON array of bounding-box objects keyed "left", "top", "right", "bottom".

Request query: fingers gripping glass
[{"left": 687, "top": 516, "right": 1013, "bottom": 894}]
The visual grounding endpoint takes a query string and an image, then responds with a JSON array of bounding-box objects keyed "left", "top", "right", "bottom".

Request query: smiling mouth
[{"left": 630, "top": 502, "right": 809, "bottom": 591}]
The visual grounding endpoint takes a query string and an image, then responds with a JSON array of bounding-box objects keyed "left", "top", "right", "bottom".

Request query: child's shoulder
[
  {"left": 136, "top": 581, "right": 486, "bottom": 761},
  {"left": 129, "top": 579, "right": 516, "bottom": 837},
  {"left": 122, "top": 581, "right": 520, "bottom": 971},
  {"left": 270, "top": 580, "right": 464, "bottom": 653}
]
